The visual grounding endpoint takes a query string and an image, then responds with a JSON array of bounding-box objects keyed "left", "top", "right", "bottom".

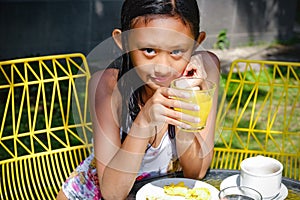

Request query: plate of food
[{"left": 136, "top": 178, "right": 219, "bottom": 200}]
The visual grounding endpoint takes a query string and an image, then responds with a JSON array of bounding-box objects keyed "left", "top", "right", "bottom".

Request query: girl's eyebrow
[
  {"left": 136, "top": 41, "right": 191, "bottom": 50},
  {"left": 136, "top": 41, "right": 158, "bottom": 48}
]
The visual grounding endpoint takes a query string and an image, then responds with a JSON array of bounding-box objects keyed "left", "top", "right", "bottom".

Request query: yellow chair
[
  {"left": 212, "top": 59, "right": 300, "bottom": 181},
  {"left": 0, "top": 53, "right": 93, "bottom": 199},
  {"left": 1, "top": 55, "right": 299, "bottom": 199}
]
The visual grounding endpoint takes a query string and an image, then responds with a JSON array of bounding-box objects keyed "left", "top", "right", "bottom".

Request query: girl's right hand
[
  {"left": 136, "top": 87, "right": 200, "bottom": 134},
  {"left": 183, "top": 54, "right": 207, "bottom": 78}
]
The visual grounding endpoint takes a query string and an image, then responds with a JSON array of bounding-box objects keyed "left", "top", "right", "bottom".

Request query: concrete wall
[
  {"left": 0, "top": 0, "right": 298, "bottom": 61},
  {"left": 0, "top": 0, "right": 123, "bottom": 60},
  {"left": 199, "top": 0, "right": 298, "bottom": 48}
]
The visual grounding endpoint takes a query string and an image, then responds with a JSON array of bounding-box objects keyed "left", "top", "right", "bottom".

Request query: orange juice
[
  {"left": 174, "top": 92, "right": 212, "bottom": 131},
  {"left": 170, "top": 77, "right": 216, "bottom": 132}
]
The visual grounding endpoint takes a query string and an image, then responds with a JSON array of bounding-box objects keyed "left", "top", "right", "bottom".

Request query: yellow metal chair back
[
  {"left": 212, "top": 59, "right": 300, "bottom": 180},
  {"left": 0, "top": 53, "right": 93, "bottom": 199}
]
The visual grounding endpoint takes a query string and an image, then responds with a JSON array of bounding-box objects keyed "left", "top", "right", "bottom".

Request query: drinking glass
[
  {"left": 219, "top": 186, "right": 262, "bottom": 200},
  {"left": 170, "top": 77, "right": 216, "bottom": 132}
]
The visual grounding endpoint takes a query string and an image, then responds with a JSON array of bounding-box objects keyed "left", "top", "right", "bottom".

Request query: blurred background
[{"left": 0, "top": 0, "right": 299, "bottom": 61}]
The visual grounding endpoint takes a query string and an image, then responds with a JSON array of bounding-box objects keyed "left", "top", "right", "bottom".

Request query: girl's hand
[
  {"left": 137, "top": 87, "right": 200, "bottom": 132},
  {"left": 183, "top": 54, "right": 207, "bottom": 78}
]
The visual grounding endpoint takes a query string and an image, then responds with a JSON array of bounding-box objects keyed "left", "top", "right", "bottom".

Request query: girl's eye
[
  {"left": 171, "top": 49, "right": 183, "bottom": 56},
  {"left": 142, "top": 48, "right": 156, "bottom": 56}
]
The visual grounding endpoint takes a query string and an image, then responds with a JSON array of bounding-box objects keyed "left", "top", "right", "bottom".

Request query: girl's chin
[
  {"left": 149, "top": 77, "right": 174, "bottom": 88},
  {"left": 148, "top": 80, "right": 171, "bottom": 88},
  {"left": 145, "top": 83, "right": 161, "bottom": 90}
]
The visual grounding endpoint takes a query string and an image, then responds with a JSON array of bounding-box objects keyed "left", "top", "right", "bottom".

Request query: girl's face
[{"left": 127, "top": 16, "right": 197, "bottom": 91}]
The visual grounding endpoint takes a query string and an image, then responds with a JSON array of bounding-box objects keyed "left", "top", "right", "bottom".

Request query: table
[{"left": 127, "top": 169, "right": 300, "bottom": 199}]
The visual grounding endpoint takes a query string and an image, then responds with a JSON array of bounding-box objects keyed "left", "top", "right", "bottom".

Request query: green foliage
[{"left": 214, "top": 29, "right": 230, "bottom": 50}]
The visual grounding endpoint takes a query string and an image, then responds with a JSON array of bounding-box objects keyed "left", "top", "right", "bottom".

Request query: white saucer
[{"left": 220, "top": 174, "right": 288, "bottom": 200}]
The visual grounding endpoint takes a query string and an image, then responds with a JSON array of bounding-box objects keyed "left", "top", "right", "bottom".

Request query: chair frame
[
  {"left": 0, "top": 53, "right": 93, "bottom": 199},
  {"left": 1, "top": 56, "right": 299, "bottom": 199},
  {"left": 211, "top": 59, "right": 300, "bottom": 181}
]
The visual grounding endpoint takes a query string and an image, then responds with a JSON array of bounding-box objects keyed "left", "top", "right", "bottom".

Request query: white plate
[
  {"left": 136, "top": 177, "right": 219, "bottom": 200},
  {"left": 220, "top": 174, "right": 288, "bottom": 200}
]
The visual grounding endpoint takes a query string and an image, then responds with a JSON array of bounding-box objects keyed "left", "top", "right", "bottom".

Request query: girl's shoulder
[
  {"left": 89, "top": 68, "right": 119, "bottom": 95},
  {"left": 89, "top": 68, "right": 121, "bottom": 107}
]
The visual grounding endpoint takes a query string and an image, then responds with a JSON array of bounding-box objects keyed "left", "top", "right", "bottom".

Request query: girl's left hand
[{"left": 182, "top": 54, "right": 206, "bottom": 78}]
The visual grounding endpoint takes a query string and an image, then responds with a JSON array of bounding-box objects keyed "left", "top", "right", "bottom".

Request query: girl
[{"left": 57, "top": 0, "right": 220, "bottom": 199}]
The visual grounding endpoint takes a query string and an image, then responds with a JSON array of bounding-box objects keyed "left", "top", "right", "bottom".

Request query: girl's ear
[
  {"left": 195, "top": 31, "right": 206, "bottom": 48},
  {"left": 112, "top": 29, "right": 123, "bottom": 50}
]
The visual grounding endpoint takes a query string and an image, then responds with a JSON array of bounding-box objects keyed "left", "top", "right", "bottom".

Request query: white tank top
[{"left": 138, "top": 132, "right": 177, "bottom": 176}]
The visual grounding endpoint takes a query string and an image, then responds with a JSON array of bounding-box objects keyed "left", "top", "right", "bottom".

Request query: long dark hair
[{"left": 117, "top": 0, "right": 201, "bottom": 143}]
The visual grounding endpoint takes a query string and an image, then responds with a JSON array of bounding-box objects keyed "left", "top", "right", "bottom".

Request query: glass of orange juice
[{"left": 170, "top": 77, "right": 216, "bottom": 132}]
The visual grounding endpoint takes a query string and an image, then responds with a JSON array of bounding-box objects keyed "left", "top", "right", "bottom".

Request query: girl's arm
[
  {"left": 177, "top": 51, "right": 220, "bottom": 179},
  {"left": 90, "top": 69, "right": 188, "bottom": 199},
  {"left": 90, "top": 68, "right": 204, "bottom": 199},
  {"left": 90, "top": 68, "right": 147, "bottom": 200}
]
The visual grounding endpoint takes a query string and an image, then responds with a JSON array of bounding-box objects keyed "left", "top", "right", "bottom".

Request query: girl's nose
[{"left": 153, "top": 54, "right": 173, "bottom": 76}]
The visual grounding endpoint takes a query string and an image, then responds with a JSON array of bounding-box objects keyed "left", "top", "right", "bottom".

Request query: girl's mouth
[
  {"left": 149, "top": 75, "right": 173, "bottom": 87},
  {"left": 151, "top": 76, "right": 169, "bottom": 83}
]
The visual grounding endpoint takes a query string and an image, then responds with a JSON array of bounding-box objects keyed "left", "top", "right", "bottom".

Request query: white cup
[{"left": 240, "top": 156, "right": 283, "bottom": 199}]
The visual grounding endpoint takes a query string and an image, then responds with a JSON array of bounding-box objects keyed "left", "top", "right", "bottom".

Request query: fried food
[
  {"left": 186, "top": 187, "right": 211, "bottom": 200},
  {"left": 163, "top": 181, "right": 211, "bottom": 200},
  {"left": 164, "top": 181, "right": 189, "bottom": 196}
]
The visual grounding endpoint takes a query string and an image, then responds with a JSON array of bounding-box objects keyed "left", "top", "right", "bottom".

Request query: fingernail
[
  {"left": 194, "top": 118, "right": 201, "bottom": 123},
  {"left": 178, "top": 124, "right": 191, "bottom": 129},
  {"left": 185, "top": 124, "right": 192, "bottom": 129},
  {"left": 194, "top": 105, "right": 200, "bottom": 110},
  {"left": 181, "top": 92, "right": 190, "bottom": 98}
]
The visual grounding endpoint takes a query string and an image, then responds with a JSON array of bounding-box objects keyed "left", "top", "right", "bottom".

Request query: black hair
[
  {"left": 117, "top": 0, "right": 201, "bottom": 143},
  {"left": 121, "top": 0, "right": 200, "bottom": 37}
]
